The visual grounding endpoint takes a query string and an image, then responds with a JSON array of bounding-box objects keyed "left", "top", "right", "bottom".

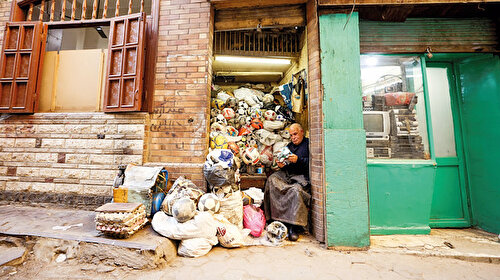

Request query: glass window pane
[
  {"left": 360, "top": 55, "right": 430, "bottom": 160},
  {"left": 426, "top": 67, "right": 457, "bottom": 158}
]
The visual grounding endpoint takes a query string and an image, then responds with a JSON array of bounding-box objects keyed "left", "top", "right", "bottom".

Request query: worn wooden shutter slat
[
  {"left": 103, "top": 13, "right": 146, "bottom": 112},
  {"left": 0, "top": 21, "right": 44, "bottom": 113}
]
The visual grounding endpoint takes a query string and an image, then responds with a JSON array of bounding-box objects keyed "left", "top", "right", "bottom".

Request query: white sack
[
  {"left": 178, "top": 236, "right": 218, "bottom": 258},
  {"left": 214, "top": 214, "right": 251, "bottom": 248},
  {"left": 234, "top": 88, "right": 263, "bottom": 108},
  {"left": 254, "top": 129, "right": 282, "bottom": 146},
  {"left": 243, "top": 187, "right": 265, "bottom": 207},
  {"left": 217, "top": 91, "right": 232, "bottom": 103},
  {"left": 273, "top": 141, "right": 290, "bottom": 155},
  {"left": 218, "top": 190, "right": 243, "bottom": 229},
  {"left": 151, "top": 211, "right": 217, "bottom": 240},
  {"left": 263, "top": 120, "right": 285, "bottom": 131}
]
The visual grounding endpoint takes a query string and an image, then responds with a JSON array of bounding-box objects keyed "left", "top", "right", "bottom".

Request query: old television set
[{"left": 363, "top": 111, "right": 390, "bottom": 140}]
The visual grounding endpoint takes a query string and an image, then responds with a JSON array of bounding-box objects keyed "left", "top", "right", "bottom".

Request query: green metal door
[{"left": 426, "top": 63, "right": 470, "bottom": 228}]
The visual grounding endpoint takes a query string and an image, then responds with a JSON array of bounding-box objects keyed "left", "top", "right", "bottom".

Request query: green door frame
[{"left": 424, "top": 60, "right": 472, "bottom": 228}]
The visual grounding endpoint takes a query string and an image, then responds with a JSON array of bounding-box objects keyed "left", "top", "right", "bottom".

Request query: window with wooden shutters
[
  {"left": 0, "top": 22, "right": 45, "bottom": 113},
  {"left": 103, "top": 13, "right": 146, "bottom": 112}
]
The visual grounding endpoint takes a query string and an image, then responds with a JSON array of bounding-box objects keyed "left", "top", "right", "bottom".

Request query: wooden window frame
[{"left": 5, "top": 0, "right": 159, "bottom": 112}]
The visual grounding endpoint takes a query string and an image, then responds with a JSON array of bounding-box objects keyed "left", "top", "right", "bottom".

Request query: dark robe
[{"left": 264, "top": 138, "right": 310, "bottom": 227}]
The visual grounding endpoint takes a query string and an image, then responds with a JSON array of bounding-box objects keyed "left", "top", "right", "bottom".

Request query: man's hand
[
  {"left": 277, "top": 161, "right": 285, "bottom": 168},
  {"left": 288, "top": 154, "right": 298, "bottom": 163}
]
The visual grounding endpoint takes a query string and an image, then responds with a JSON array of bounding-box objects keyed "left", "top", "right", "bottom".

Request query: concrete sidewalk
[{"left": 0, "top": 204, "right": 499, "bottom": 279}]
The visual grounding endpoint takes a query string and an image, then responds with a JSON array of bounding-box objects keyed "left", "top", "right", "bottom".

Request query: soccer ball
[
  {"left": 172, "top": 198, "right": 196, "bottom": 223},
  {"left": 276, "top": 114, "right": 285, "bottom": 122},
  {"left": 225, "top": 97, "right": 237, "bottom": 109},
  {"left": 222, "top": 108, "right": 235, "bottom": 120},
  {"left": 198, "top": 193, "right": 221, "bottom": 214},
  {"left": 227, "top": 142, "right": 240, "bottom": 155},
  {"left": 211, "top": 108, "right": 220, "bottom": 118},
  {"left": 236, "top": 108, "right": 247, "bottom": 116},
  {"left": 266, "top": 221, "right": 288, "bottom": 244},
  {"left": 238, "top": 101, "right": 249, "bottom": 110},
  {"left": 249, "top": 108, "right": 263, "bottom": 120},
  {"left": 210, "top": 135, "right": 228, "bottom": 149},
  {"left": 264, "top": 110, "right": 277, "bottom": 121},
  {"left": 211, "top": 98, "right": 225, "bottom": 110},
  {"left": 226, "top": 126, "right": 238, "bottom": 137},
  {"left": 216, "top": 114, "right": 227, "bottom": 125},
  {"left": 250, "top": 118, "right": 263, "bottom": 130},
  {"left": 242, "top": 147, "right": 260, "bottom": 165}
]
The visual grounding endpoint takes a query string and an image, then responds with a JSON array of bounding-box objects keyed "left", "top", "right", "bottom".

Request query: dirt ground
[{"left": 2, "top": 236, "right": 500, "bottom": 280}]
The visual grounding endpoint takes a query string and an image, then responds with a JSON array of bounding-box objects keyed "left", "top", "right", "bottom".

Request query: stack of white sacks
[{"left": 209, "top": 86, "right": 295, "bottom": 173}]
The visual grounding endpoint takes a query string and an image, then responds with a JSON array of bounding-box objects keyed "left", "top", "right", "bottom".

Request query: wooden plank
[
  {"left": 215, "top": 5, "right": 305, "bottom": 30},
  {"left": 92, "top": 0, "right": 98, "bottom": 19},
  {"left": 318, "top": 0, "right": 500, "bottom": 5},
  {"left": 210, "top": 0, "right": 306, "bottom": 9},
  {"left": 95, "top": 202, "right": 143, "bottom": 212},
  {"left": 71, "top": 0, "right": 76, "bottom": 20},
  {"left": 39, "top": 0, "right": 45, "bottom": 21},
  {"left": 81, "top": 0, "right": 87, "bottom": 20},
  {"left": 103, "top": 0, "right": 109, "bottom": 17},
  {"left": 27, "top": 4, "right": 34, "bottom": 20},
  {"left": 61, "top": 0, "right": 66, "bottom": 21},
  {"left": 115, "top": 0, "right": 120, "bottom": 17},
  {"left": 50, "top": 0, "right": 55, "bottom": 21}
]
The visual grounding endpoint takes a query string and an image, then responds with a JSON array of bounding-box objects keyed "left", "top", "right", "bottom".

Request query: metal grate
[{"left": 214, "top": 30, "right": 301, "bottom": 57}]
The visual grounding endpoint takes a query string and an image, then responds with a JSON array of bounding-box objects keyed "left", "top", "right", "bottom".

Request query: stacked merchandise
[
  {"left": 371, "top": 92, "right": 425, "bottom": 159},
  {"left": 209, "top": 85, "right": 295, "bottom": 174},
  {"left": 95, "top": 202, "right": 148, "bottom": 238}
]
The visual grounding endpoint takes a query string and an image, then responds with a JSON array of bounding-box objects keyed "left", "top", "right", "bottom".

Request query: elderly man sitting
[{"left": 264, "top": 123, "right": 310, "bottom": 241}]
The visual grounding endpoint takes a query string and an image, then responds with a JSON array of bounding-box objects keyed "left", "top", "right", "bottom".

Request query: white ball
[
  {"left": 172, "top": 198, "right": 196, "bottom": 223},
  {"left": 198, "top": 193, "right": 221, "bottom": 214}
]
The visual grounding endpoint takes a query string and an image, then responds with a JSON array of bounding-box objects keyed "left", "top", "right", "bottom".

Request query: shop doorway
[{"left": 426, "top": 62, "right": 470, "bottom": 228}]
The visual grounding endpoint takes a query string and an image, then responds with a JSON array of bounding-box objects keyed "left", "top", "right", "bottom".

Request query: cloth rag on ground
[{"left": 263, "top": 170, "right": 310, "bottom": 227}]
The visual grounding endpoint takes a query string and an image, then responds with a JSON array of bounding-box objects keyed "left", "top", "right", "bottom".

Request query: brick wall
[
  {"left": 0, "top": 113, "right": 147, "bottom": 197},
  {"left": 148, "top": 0, "right": 212, "bottom": 188},
  {"left": 307, "top": 0, "right": 326, "bottom": 243}
]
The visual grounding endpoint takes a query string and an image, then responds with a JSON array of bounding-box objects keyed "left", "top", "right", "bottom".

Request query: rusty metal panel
[
  {"left": 360, "top": 18, "right": 499, "bottom": 53},
  {"left": 103, "top": 13, "right": 146, "bottom": 112}
]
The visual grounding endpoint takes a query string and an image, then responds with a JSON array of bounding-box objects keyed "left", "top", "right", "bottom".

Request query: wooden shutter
[
  {"left": 360, "top": 18, "right": 499, "bottom": 53},
  {"left": 103, "top": 13, "right": 147, "bottom": 112},
  {"left": 0, "top": 22, "right": 45, "bottom": 113}
]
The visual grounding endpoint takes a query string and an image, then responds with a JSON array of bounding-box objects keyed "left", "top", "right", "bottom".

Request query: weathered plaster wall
[{"left": 319, "top": 12, "right": 369, "bottom": 248}]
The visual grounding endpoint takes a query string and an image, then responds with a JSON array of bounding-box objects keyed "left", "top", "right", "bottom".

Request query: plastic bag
[
  {"left": 151, "top": 211, "right": 217, "bottom": 240},
  {"left": 218, "top": 190, "right": 243, "bottom": 229},
  {"left": 213, "top": 214, "right": 251, "bottom": 248},
  {"left": 178, "top": 236, "right": 218, "bottom": 258},
  {"left": 254, "top": 129, "right": 282, "bottom": 146},
  {"left": 243, "top": 187, "right": 264, "bottom": 207},
  {"left": 205, "top": 149, "right": 234, "bottom": 169},
  {"left": 273, "top": 141, "right": 290, "bottom": 155},
  {"left": 243, "top": 205, "right": 266, "bottom": 237},
  {"left": 234, "top": 88, "right": 263, "bottom": 107},
  {"left": 203, "top": 164, "right": 235, "bottom": 188}
]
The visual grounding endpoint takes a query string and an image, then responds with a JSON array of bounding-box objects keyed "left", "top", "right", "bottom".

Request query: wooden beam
[
  {"left": 319, "top": 0, "right": 500, "bottom": 5},
  {"left": 215, "top": 5, "right": 306, "bottom": 31},
  {"left": 210, "top": 0, "right": 307, "bottom": 9}
]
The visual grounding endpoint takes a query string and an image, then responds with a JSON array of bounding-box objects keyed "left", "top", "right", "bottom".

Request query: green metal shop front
[{"left": 319, "top": 13, "right": 500, "bottom": 247}]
